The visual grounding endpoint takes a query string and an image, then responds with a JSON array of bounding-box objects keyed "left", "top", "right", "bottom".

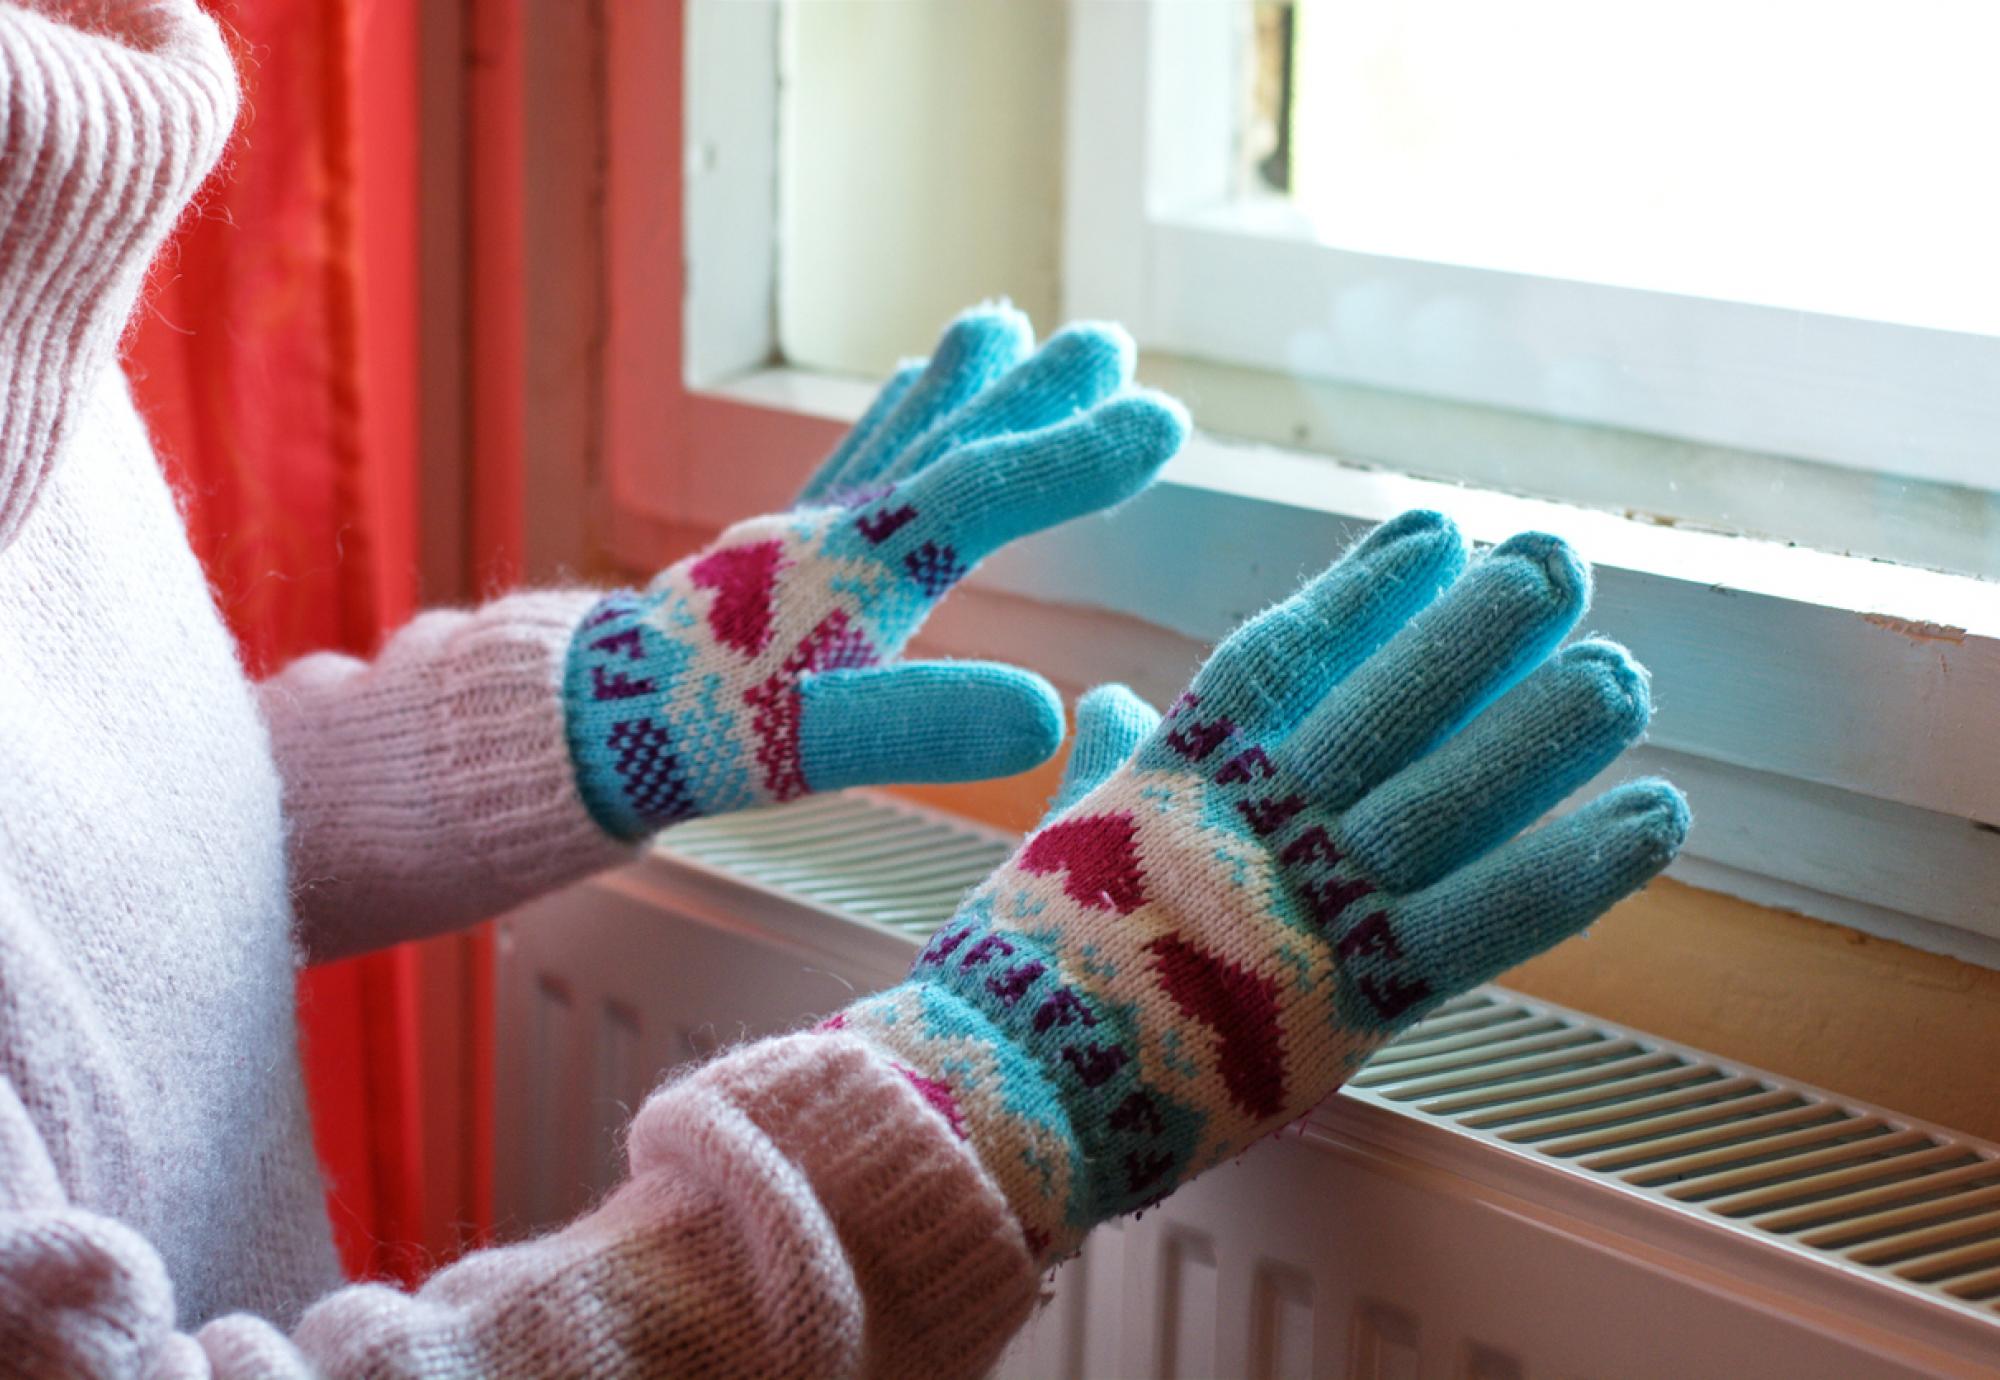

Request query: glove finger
[
  {"left": 798, "top": 661, "right": 1065, "bottom": 792},
  {"left": 868, "top": 390, "right": 1186, "bottom": 584},
  {"left": 1275, "top": 532, "right": 1589, "bottom": 811},
  {"left": 1176, "top": 510, "right": 1466, "bottom": 748},
  {"left": 874, "top": 322, "right": 1137, "bottom": 485},
  {"left": 815, "top": 305, "right": 1034, "bottom": 500},
  {"left": 795, "top": 361, "right": 923, "bottom": 506},
  {"left": 1046, "top": 683, "right": 1161, "bottom": 820},
  {"left": 1339, "top": 641, "right": 1653, "bottom": 894},
  {"left": 1332, "top": 779, "right": 1688, "bottom": 1036}
]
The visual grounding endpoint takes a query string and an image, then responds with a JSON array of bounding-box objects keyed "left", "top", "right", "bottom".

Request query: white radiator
[{"left": 494, "top": 793, "right": 2000, "bottom": 1378}]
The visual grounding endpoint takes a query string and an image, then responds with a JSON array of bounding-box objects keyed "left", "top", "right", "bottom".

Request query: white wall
[{"left": 780, "top": 0, "right": 1067, "bottom": 375}]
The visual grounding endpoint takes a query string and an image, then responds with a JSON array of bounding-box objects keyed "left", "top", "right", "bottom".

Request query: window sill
[{"left": 602, "top": 364, "right": 2000, "bottom": 967}]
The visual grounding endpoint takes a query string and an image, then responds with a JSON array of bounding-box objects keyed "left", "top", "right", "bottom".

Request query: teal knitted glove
[
  {"left": 564, "top": 304, "right": 1187, "bottom": 838},
  {"left": 835, "top": 510, "right": 1689, "bottom": 1260}
]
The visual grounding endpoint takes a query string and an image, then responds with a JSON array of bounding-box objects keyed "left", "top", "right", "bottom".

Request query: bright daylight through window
[
  {"left": 739, "top": 0, "right": 1998, "bottom": 962},
  {"left": 1153, "top": 0, "right": 2000, "bottom": 579},
  {"left": 1257, "top": 1, "right": 2000, "bottom": 335}
]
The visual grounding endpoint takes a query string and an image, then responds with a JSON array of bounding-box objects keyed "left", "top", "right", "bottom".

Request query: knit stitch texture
[
  {"left": 0, "top": 3, "right": 1684, "bottom": 1373},
  {"left": 841, "top": 511, "right": 1689, "bottom": 1261},
  {"left": 564, "top": 306, "right": 1188, "bottom": 838},
  {"left": 0, "top": 4, "right": 1045, "bottom": 1375}
]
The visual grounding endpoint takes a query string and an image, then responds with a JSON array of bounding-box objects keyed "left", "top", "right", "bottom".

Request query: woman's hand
[
  {"left": 564, "top": 304, "right": 1186, "bottom": 838},
  {"left": 838, "top": 510, "right": 1688, "bottom": 1260}
]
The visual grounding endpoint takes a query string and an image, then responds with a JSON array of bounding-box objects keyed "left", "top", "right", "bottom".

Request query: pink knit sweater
[{"left": 0, "top": 3, "right": 1036, "bottom": 1375}]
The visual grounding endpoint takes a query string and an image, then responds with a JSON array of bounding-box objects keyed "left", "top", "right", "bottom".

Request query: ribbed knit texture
[
  {"left": 0, "top": 3, "right": 1040, "bottom": 1374},
  {"left": 0, "top": 1033, "right": 1038, "bottom": 1379},
  {"left": 843, "top": 512, "right": 1688, "bottom": 1262},
  {"left": 264, "top": 590, "right": 638, "bottom": 963},
  {"left": 0, "top": 0, "right": 237, "bottom": 549},
  {"left": 0, "top": 2, "right": 1686, "bottom": 1369}
]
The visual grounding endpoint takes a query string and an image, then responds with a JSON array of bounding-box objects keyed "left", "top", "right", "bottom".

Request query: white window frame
[
  {"left": 596, "top": 0, "right": 2000, "bottom": 967},
  {"left": 1066, "top": 2, "right": 2000, "bottom": 492}
]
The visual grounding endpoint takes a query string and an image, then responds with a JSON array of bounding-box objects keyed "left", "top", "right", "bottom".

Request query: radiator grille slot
[
  {"left": 654, "top": 793, "right": 2000, "bottom": 1327},
  {"left": 660, "top": 794, "right": 1012, "bottom": 936},
  {"left": 1353, "top": 991, "right": 2000, "bottom": 1320}
]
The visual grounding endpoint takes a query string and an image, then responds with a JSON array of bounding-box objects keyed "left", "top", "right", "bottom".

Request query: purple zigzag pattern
[
  {"left": 1165, "top": 715, "right": 1234, "bottom": 762},
  {"left": 1236, "top": 794, "right": 1306, "bottom": 836},
  {"left": 904, "top": 541, "right": 967, "bottom": 598},
  {"left": 605, "top": 717, "right": 695, "bottom": 826},
  {"left": 1268, "top": 813, "right": 1433, "bottom": 1026},
  {"left": 856, "top": 503, "right": 918, "bottom": 544}
]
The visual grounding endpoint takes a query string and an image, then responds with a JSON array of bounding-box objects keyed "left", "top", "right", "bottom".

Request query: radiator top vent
[
  {"left": 661, "top": 793, "right": 1011, "bottom": 937},
  {"left": 1349, "top": 993, "right": 2000, "bottom": 1322},
  {"left": 657, "top": 792, "right": 2000, "bottom": 1328}
]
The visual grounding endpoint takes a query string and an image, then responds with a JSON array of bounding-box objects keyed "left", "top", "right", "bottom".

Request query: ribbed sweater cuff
[
  {"left": 266, "top": 589, "right": 640, "bottom": 960},
  {"left": 632, "top": 1032, "right": 1040, "bottom": 1380},
  {"left": 411, "top": 590, "right": 639, "bottom": 899}
]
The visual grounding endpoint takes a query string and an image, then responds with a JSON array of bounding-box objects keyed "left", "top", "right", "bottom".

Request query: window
[
  {"left": 1274, "top": 3, "right": 2000, "bottom": 338},
  {"left": 1069, "top": 0, "right": 2000, "bottom": 577},
  {"left": 594, "top": 1, "right": 2000, "bottom": 965}
]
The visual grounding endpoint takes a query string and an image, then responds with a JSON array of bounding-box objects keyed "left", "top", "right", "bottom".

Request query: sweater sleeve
[
  {"left": 0, "top": 1032, "right": 1040, "bottom": 1379},
  {"left": 257, "top": 590, "right": 640, "bottom": 963}
]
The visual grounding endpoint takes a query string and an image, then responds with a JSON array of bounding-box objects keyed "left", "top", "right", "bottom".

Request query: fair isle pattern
[
  {"left": 831, "top": 515, "right": 1689, "bottom": 1265},
  {"left": 561, "top": 306, "right": 1187, "bottom": 838},
  {"left": 840, "top": 702, "right": 1436, "bottom": 1260},
  {"left": 841, "top": 680, "right": 1685, "bottom": 1261},
  {"left": 565, "top": 501, "right": 956, "bottom": 839}
]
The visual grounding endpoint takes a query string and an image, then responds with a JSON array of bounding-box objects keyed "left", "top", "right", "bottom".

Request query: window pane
[{"left": 1282, "top": 0, "right": 2000, "bottom": 335}]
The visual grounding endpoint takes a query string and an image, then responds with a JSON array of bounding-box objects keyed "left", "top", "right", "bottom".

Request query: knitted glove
[
  {"left": 836, "top": 510, "right": 1690, "bottom": 1260},
  {"left": 564, "top": 305, "right": 1187, "bottom": 838}
]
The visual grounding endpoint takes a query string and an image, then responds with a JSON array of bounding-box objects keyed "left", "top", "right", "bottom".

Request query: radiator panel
[
  {"left": 996, "top": 1129, "right": 1955, "bottom": 1379},
  {"left": 494, "top": 792, "right": 2000, "bottom": 1377}
]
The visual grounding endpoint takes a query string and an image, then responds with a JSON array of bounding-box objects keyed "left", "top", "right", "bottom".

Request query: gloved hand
[
  {"left": 835, "top": 510, "right": 1689, "bottom": 1260},
  {"left": 564, "top": 304, "right": 1187, "bottom": 837}
]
